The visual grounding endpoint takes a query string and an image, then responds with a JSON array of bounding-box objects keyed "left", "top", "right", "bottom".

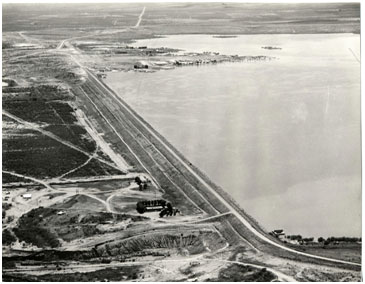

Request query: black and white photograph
[{"left": 1, "top": 1, "right": 361, "bottom": 281}]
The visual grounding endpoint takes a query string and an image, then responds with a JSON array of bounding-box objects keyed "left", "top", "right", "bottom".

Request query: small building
[
  {"left": 57, "top": 211, "right": 65, "bottom": 215},
  {"left": 134, "top": 61, "right": 149, "bottom": 69},
  {"left": 22, "top": 193, "right": 32, "bottom": 200},
  {"left": 271, "top": 229, "right": 286, "bottom": 240},
  {"left": 135, "top": 175, "right": 150, "bottom": 190},
  {"left": 135, "top": 175, "right": 149, "bottom": 184}
]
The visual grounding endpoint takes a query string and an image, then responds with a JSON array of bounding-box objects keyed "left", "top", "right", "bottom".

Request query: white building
[{"left": 22, "top": 193, "right": 32, "bottom": 200}]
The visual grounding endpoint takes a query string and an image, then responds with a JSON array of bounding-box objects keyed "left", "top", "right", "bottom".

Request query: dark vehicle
[{"left": 136, "top": 199, "right": 167, "bottom": 214}]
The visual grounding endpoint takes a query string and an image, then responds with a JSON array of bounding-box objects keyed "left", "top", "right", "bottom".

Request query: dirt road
[{"left": 135, "top": 6, "right": 146, "bottom": 28}]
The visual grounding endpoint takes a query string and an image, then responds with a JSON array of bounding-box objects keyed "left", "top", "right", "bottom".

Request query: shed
[
  {"left": 134, "top": 61, "right": 149, "bottom": 69},
  {"left": 135, "top": 175, "right": 150, "bottom": 185},
  {"left": 22, "top": 193, "right": 32, "bottom": 200}
]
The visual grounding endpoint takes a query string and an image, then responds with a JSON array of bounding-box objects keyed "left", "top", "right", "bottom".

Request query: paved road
[{"left": 77, "top": 69, "right": 361, "bottom": 268}]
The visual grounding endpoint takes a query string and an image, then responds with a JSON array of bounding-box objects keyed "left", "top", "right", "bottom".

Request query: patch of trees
[
  {"left": 287, "top": 235, "right": 314, "bottom": 242},
  {"left": 318, "top": 236, "right": 361, "bottom": 245},
  {"left": 32, "top": 266, "right": 142, "bottom": 281},
  {"left": 286, "top": 235, "right": 314, "bottom": 244},
  {"left": 287, "top": 235, "right": 302, "bottom": 241}
]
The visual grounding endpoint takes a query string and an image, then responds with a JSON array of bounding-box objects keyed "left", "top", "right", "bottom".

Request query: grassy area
[
  {"left": 3, "top": 3, "right": 142, "bottom": 32},
  {"left": 3, "top": 51, "right": 85, "bottom": 86},
  {"left": 3, "top": 98, "right": 123, "bottom": 180},
  {"left": 80, "top": 212, "right": 148, "bottom": 223},
  {"left": 52, "top": 194, "right": 105, "bottom": 211},
  {"left": 4, "top": 266, "right": 142, "bottom": 282},
  {"left": 140, "top": 3, "right": 359, "bottom": 35},
  {"left": 3, "top": 3, "right": 359, "bottom": 36},
  {"left": 44, "top": 124, "right": 95, "bottom": 152},
  {"left": 3, "top": 101, "right": 76, "bottom": 125},
  {"left": 64, "top": 158, "right": 123, "bottom": 178},
  {"left": 3, "top": 128, "right": 89, "bottom": 179},
  {"left": 286, "top": 243, "right": 361, "bottom": 264},
  {"left": 54, "top": 179, "right": 132, "bottom": 191}
]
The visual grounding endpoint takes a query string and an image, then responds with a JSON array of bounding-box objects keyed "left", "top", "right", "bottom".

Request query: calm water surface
[{"left": 105, "top": 34, "right": 360, "bottom": 238}]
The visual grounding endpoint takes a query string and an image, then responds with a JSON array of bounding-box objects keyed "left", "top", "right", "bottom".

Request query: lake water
[{"left": 105, "top": 34, "right": 361, "bottom": 238}]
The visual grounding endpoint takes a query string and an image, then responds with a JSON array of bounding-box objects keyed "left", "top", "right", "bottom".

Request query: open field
[
  {"left": 3, "top": 4, "right": 143, "bottom": 32},
  {"left": 2, "top": 3, "right": 361, "bottom": 282},
  {"left": 3, "top": 3, "right": 360, "bottom": 35},
  {"left": 285, "top": 243, "right": 361, "bottom": 264}
]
